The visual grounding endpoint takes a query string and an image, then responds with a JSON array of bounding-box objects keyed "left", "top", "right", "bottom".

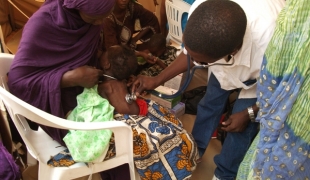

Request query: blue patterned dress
[{"left": 237, "top": 0, "right": 310, "bottom": 179}]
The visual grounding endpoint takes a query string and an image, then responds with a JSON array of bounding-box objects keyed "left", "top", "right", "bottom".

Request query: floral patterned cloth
[
  {"left": 63, "top": 86, "right": 114, "bottom": 163},
  {"left": 48, "top": 99, "right": 199, "bottom": 180},
  {"left": 114, "top": 100, "right": 199, "bottom": 180}
]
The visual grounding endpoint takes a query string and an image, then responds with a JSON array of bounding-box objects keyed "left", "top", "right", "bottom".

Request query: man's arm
[{"left": 131, "top": 52, "right": 191, "bottom": 95}]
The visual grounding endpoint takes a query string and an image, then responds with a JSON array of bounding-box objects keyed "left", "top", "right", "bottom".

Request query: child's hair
[
  {"left": 183, "top": 0, "right": 246, "bottom": 59},
  {"left": 147, "top": 34, "right": 166, "bottom": 56},
  {"left": 147, "top": 33, "right": 166, "bottom": 48},
  {"left": 107, "top": 45, "right": 138, "bottom": 80}
]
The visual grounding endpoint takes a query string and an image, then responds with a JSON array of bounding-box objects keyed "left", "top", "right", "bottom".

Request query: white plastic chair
[
  {"left": 0, "top": 53, "right": 136, "bottom": 180},
  {"left": 165, "top": 0, "right": 191, "bottom": 46}
]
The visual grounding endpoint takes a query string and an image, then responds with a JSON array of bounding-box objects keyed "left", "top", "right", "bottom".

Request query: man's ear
[
  {"left": 230, "top": 49, "right": 239, "bottom": 56},
  {"left": 231, "top": 42, "right": 243, "bottom": 56}
]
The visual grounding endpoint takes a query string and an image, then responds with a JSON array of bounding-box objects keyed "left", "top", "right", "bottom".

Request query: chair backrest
[
  {"left": 165, "top": 0, "right": 191, "bottom": 45},
  {"left": 0, "top": 86, "right": 132, "bottom": 159},
  {"left": 0, "top": 53, "right": 136, "bottom": 179}
]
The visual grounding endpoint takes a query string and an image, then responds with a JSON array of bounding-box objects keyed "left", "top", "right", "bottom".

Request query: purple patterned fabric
[
  {"left": 8, "top": 0, "right": 114, "bottom": 145},
  {"left": 0, "top": 142, "right": 21, "bottom": 180}
]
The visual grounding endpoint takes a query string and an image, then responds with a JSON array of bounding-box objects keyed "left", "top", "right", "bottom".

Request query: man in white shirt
[{"left": 132, "top": 0, "right": 284, "bottom": 179}]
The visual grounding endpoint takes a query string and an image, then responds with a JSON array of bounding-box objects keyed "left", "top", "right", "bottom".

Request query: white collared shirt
[{"left": 183, "top": 0, "right": 285, "bottom": 98}]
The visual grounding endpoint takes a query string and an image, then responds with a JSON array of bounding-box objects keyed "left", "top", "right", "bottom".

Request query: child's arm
[
  {"left": 98, "top": 81, "right": 140, "bottom": 115},
  {"left": 154, "top": 57, "right": 167, "bottom": 69},
  {"left": 135, "top": 51, "right": 157, "bottom": 64}
]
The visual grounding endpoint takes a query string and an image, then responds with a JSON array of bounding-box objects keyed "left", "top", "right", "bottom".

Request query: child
[
  {"left": 138, "top": 33, "right": 179, "bottom": 76},
  {"left": 98, "top": 45, "right": 144, "bottom": 115},
  {"left": 98, "top": 45, "right": 199, "bottom": 180}
]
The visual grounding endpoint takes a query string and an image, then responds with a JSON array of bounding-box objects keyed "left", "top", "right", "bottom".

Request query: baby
[{"left": 98, "top": 45, "right": 147, "bottom": 115}]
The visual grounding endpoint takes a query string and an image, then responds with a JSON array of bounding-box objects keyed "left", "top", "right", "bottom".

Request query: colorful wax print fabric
[{"left": 114, "top": 100, "right": 199, "bottom": 180}]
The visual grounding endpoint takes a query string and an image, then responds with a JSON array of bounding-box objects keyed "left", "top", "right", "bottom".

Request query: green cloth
[
  {"left": 237, "top": 0, "right": 310, "bottom": 179},
  {"left": 63, "top": 85, "right": 115, "bottom": 162}
]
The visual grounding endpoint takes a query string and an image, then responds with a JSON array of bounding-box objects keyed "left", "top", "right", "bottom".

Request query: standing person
[
  {"left": 8, "top": 0, "right": 113, "bottom": 148},
  {"left": 131, "top": 0, "right": 285, "bottom": 179},
  {"left": 102, "top": 0, "right": 160, "bottom": 51},
  {"left": 237, "top": 0, "right": 310, "bottom": 179}
]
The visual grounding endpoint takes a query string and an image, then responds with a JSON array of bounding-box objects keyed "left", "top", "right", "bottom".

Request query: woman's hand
[
  {"left": 61, "top": 66, "right": 103, "bottom": 88},
  {"left": 221, "top": 110, "right": 249, "bottom": 132},
  {"left": 146, "top": 55, "right": 157, "bottom": 64}
]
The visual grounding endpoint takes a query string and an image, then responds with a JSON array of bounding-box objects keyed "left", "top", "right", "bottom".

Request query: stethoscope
[{"left": 149, "top": 54, "right": 235, "bottom": 99}]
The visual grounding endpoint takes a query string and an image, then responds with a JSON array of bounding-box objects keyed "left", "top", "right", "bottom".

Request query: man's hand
[
  {"left": 62, "top": 66, "right": 103, "bottom": 88},
  {"left": 130, "top": 75, "right": 159, "bottom": 96},
  {"left": 221, "top": 110, "right": 249, "bottom": 132}
]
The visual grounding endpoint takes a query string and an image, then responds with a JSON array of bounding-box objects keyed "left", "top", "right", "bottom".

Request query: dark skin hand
[
  {"left": 154, "top": 57, "right": 167, "bottom": 69},
  {"left": 61, "top": 66, "right": 103, "bottom": 88},
  {"left": 221, "top": 110, "right": 250, "bottom": 132},
  {"left": 221, "top": 104, "right": 259, "bottom": 132},
  {"left": 131, "top": 52, "right": 190, "bottom": 95},
  {"left": 135, "top": 50, "right": 157, "bottom": 64}
]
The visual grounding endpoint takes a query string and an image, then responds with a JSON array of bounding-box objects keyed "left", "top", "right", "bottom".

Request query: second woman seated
[{"left": 101, "top": 0, "right": 160, "bottom": 52}]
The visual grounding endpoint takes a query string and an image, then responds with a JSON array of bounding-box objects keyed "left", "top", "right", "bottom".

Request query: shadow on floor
[{"left": 180, "top": 114, "right": 222, "bottom": 180}]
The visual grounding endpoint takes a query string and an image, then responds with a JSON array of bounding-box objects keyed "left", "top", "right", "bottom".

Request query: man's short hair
[
  {"left": 183, "top": 0, "right": 247, "bottom": 59},
  {"left": 107, "top": 45, "right": 137, "bottom": 80}
]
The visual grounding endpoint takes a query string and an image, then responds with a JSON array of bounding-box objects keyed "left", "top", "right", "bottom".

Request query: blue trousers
[{"left": 191, "top": 73, "right": 259, "bottom": 180}]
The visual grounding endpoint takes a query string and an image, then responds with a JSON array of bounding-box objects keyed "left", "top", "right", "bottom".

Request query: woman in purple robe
[
  {"left": 8, "top": 0, "right": 113, "bottom": 145},
  {"left": 7, "top": 0, "right": 131, "bottom": 179}
]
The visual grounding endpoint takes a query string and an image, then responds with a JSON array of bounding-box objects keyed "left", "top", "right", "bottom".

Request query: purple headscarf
[
  {"left": 8, "top": 0, "right": 115, "bottom": 145},
  {"left": 64, "top": 0, "right": 115, "bottom": 16}
]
